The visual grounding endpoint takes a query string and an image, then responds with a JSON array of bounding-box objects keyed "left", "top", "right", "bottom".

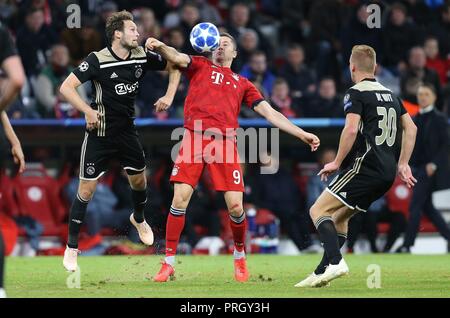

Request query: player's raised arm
[
  {"left": 145, "top": 38, "right": 191, "bottom": 68},
  {"left": 253, "top": 100, "right": 320, "bottom": 152},
  {"left": 318, "top": 112, "right": 360, "bottom": 181},
  {"left": 154, "top": 62, "right": 182, "bottom": 112},
  {"left": 398, "top": 113, "right": 418, "bottom": 188}
]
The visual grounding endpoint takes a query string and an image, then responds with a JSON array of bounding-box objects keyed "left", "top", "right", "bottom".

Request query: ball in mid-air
[{"left": 189, "top": 22, "right": 220, "bottom": 53}]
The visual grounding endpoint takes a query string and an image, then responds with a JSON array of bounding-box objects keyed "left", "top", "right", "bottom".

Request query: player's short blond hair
[{"left": 350, "top": 45, "right": 376, "bottom": 73}]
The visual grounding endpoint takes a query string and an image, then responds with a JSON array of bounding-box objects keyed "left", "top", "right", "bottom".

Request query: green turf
[{"left": 5, "top": 254, "right": 450, "bottom": 298}]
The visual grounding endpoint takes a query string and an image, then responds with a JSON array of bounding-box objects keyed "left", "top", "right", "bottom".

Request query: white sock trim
[
  {"left": 233, "top": 248, "right": 246, "bottom": 260},
  {"left": 165, "top": 256, "right": 175, "bottom": 266}
]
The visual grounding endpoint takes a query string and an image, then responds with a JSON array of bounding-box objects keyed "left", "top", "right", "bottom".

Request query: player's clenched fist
[
  {"left": 145, "top": 38, "right": 164, "bottom": 51},
  {"left": 85, "top": 109, "right": 100, "bottom": 131}
]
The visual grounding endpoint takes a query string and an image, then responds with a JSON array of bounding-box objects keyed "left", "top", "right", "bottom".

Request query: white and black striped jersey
[
  {"left": 72, "top": 46, "right": 167, "bottom": 136},
  {"left": 342, "top": 78, "right": 407, "bottom": 180}
]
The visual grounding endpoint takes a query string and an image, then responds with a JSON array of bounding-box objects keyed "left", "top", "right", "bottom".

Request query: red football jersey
[{"left": 182, "top": 56, "right": 264, "bottom": 134}]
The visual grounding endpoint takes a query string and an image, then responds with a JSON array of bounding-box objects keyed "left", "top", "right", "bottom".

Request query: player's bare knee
[
  {"left": 130, "top": 175, "right": 146, "bottom": 190},
  {"left": 228, "top": 202, "right": 243, "bottom": 217},
  {"left": 172, "top": 192, "right": 190, "bottom": 210},
  {"left": 309, "top": 204, "right": 321, "bottom": 221},
  {"left": 78, "top": 188, "right": 94, "bottom": 201}
]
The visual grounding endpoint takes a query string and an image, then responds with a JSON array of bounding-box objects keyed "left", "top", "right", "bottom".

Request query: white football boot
[
  {"left": 0, "top": 288, "right": 6, "bottom": 298},
  {"left": 63, "top": 246, "right": 80, "bottom": 272},
  {"left": 311, "top": 258, "right": 349, "bottom": 287},
  {"left": 130, "top": 213, "right": 154, "bottom": 245}
]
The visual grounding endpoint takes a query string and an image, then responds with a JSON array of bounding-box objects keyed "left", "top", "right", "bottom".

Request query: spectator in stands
[
  {"left": 254, "top": 151, "right": 320, "bottom": 253},
  {"left": 177, "top": 2, "right": 201, "bottom": 55},
  {"left": 192, "top": 0, "right": 223, "bottom": 25},
  {"left": 225, "top": 2, "right": 271, "bottom": 57},
  {"left": 307, "top": 0, "right": 344, "bottom": 82},
  {"left": 424, "top": 36, "right": 449, "bottom": 86},
  {"left": 306, "top": 148, "right": 337, "bottom": 210},
  {"left": 382, "top": 2, "right": 422, "bottom": 73},
  {"left": 397, "top": 83, "right": 450, "bottom": 253},
  {"left": 240, "top": 51, "right": 275, "bottom": 96},
  {"left": 269, "top": 78, "right": 298, "bottom": 118},
  {"left": 60, "top": 15, "right": 102, "bottom": 67},
  {"left": 303, "top": 77, "right": 343, "bottom": 118},
  {"left": 278, "top": 44, "right": 316, "bottom": 101},
  {"left": 135, "top": 8, "right": 161, "bottom": 45},
  {"left": 233, "top": 28, "right": 260, "bottom": 73},
  {"left": 96, "top": 1, "right": 118, "bottom": 47},
  {"left": 16, "top": 7, "right": 58, "bottom": 77},
  {"left": 166, "top": 27, "right": 186, "bottom": 52},
  {"left": 341, "top": 3, "right": 383, "bottom": 66},
  {"left": 375, "top": 64, "right": 401, "bottom": 96},
  {"left": 347, "top": 196, "right": 407, "bottom": 253},
  {"left": 34, "top": 44, "right": 86, "bottom": 118},
  {"left": 400, "top": 46, "right": 442, "bottom": 107},
  {"left": 402, "top": 0, "right": 439, "bottom": 27},
  {"left": 429, "top": 2, "right": 450, "bottom": 57},
  {"left": 280, "top": 0, "right": 310, "bottom": 44},
  {"left": 16, "top": 0, "right": 68, "bottom": 33}
]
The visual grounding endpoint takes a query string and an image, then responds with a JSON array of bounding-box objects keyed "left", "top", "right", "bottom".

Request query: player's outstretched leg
[
  {"left": 297, "top": 191, "right": 349, "bottom": 287},
  {"left": 128, "top": 172, "right": 153, "bottom": 245},
  {"left": 224, "top": 191, "right": 249, "bottom": 282},
  {"left": 310, "top": 201, "right": 355, "bottom": 287},
  {"left": 0, "top": 230, "right": 6, "bottom": 298},
  {"left": 63, "top": 180, "right": 96, "bottom": 272},
  {"left": 296, "top": 206, "right": 352, "bottom": 287},
  {"left": 154, "top": 183, "right": 193, "bottom": 282}
]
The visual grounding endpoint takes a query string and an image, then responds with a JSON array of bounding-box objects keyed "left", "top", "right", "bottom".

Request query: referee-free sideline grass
[{"left": 5, "top": 254, "right": 450, "bottom": 298}]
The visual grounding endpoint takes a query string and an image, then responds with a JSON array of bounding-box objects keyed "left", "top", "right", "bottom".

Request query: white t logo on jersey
[{"left": 211, "top": 71, "right": 224, "bottom": 85}]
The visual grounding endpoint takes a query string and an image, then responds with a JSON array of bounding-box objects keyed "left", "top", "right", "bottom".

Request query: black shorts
[
  {"left": 79, "top": 129, "right": 146, "bottom": 180},
  {"left": 326, "top": 164, "right": 394, "bottom": 212}
]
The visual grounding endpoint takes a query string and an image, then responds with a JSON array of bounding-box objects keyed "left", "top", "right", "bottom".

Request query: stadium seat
[
  {"left": 11, "top": 164, "right": 66, "bottom": 236},
  {"left": 0, "top": 171, "right": 20, "bottom": 217}
]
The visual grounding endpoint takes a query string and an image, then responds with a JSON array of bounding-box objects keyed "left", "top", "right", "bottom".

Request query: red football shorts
[{"left": 170, "top": 129, "right": 244, "bottom": 192}]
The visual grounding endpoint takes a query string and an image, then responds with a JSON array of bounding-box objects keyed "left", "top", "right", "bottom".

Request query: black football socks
[
  {"left": 67, "top": 194, "right": 89, "bottom": 249},
  {"left": 131, "top": 188, "right": 147, "bottom": 223},
  {"left": 314, "top": 232, "right": 347, "bottom": 275},
  {"left": 314, "top": 216, "right": 342, "bottom": 266}
]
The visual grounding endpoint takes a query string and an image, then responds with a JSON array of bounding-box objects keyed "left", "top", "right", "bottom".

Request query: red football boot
[
  {"left": 153, "top": 262, "right": 175, "bottom": 282},
  {"left": 234, "top": 258, "right": 249, "bottom": 282}
]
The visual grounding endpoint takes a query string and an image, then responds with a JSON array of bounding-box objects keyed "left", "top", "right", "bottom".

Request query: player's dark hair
[
  {"left": 419, "top": 82, "right": 437, "bottom": 96},
  {"left": 220, "top": 32, "right": 237, "bottom": 50},
  {"left": 105, "top": 10, "right": 134, "bottom": 45}
]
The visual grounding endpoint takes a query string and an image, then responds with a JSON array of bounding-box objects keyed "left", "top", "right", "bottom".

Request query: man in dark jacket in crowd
[{"left": 397, "top": 83, "right": 450, "bottom": 253}]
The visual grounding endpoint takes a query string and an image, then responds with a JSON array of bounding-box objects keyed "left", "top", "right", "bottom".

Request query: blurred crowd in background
[{"left": 0, "top": 0, "right": 449, "bottom": 120}]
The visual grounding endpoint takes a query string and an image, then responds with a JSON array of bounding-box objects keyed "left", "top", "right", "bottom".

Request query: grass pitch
[{"left": 5, "top": 254, "right": 450, "bottom": 298}]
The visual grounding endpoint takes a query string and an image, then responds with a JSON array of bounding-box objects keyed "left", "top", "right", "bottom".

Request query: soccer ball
[{"left": 189, "top": 22, "right": 220, "bottom": 53}]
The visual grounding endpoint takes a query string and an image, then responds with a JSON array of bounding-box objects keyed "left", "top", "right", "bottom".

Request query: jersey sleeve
[
  {"left": 0, "top": 27, "right": 17, "bottom": 65},
  {"left": 397, "top": 97, "right": 407, "bottom": 116},
  {"left": 146, "top": 49, "right": 167, "bottom": 71},
  {"left": 243, "top": 80, "right": 265, "bottom": 109},
  {"left": 343, "top": 89, "right": 363, "bottom": 115},
  {"left": 184, "top": 55, "right": 209, "bottom": 79},
  {"left": 72, "top": 53, "right": 100, "bottom": 84}
]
